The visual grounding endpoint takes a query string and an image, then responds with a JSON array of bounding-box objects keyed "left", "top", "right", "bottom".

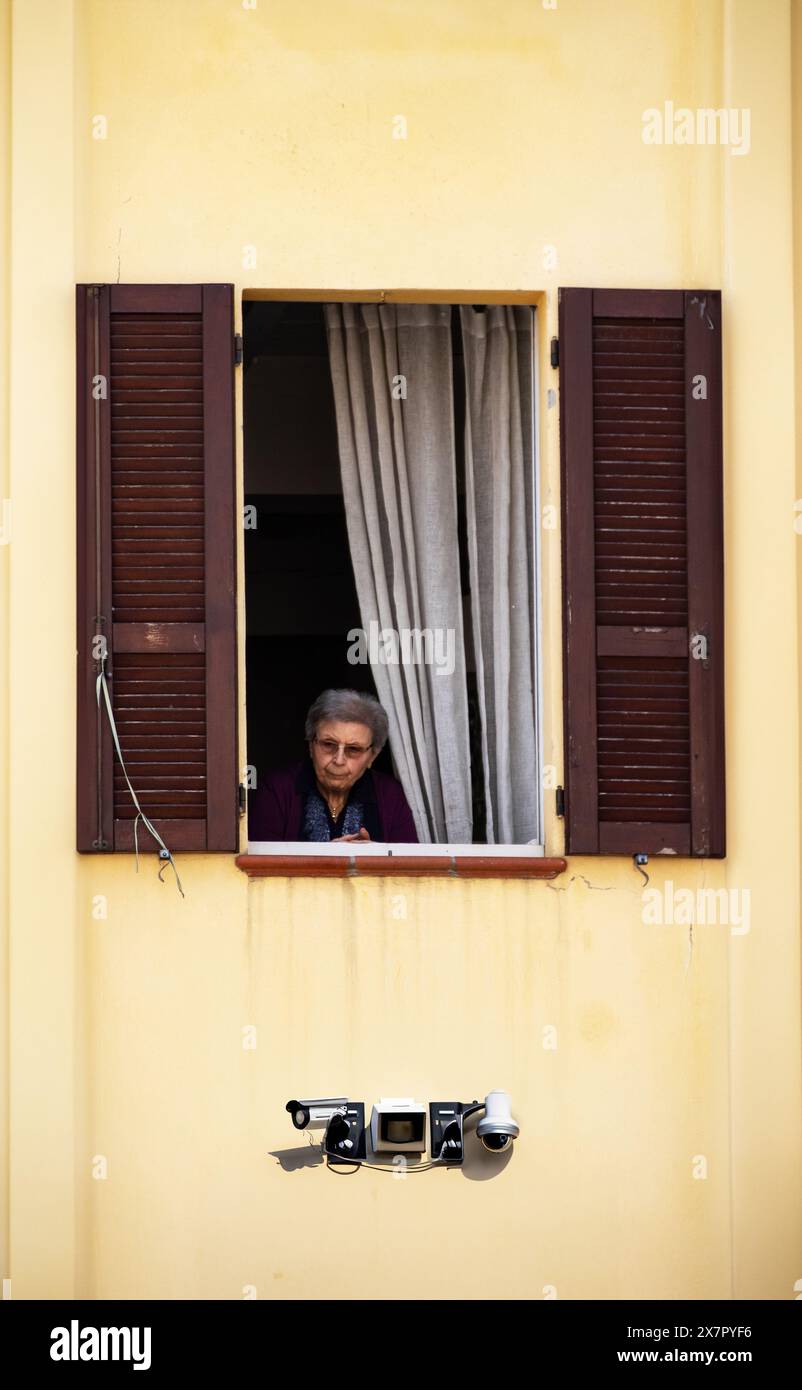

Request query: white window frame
[{"left": 244, "top": 298, "right": 545, "bottom": 857}]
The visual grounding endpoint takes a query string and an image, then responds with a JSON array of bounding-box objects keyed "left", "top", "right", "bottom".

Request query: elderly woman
[{"left": 248, "top": 689, "right": 418, "bottom": 843}]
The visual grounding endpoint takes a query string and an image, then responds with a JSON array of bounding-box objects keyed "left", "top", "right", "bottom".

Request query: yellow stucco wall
[{"left": 1, "top": 0, "right": 800, "bottom": 1299}]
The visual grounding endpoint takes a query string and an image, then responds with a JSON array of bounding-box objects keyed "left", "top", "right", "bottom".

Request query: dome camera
[{"left": 475, "top": 1090, "right": 520, "bottom": 1153}]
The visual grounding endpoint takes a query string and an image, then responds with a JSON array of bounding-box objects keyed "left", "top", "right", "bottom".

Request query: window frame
[{"left": 240, "top": 290, "right": 547, "bottom": 858}]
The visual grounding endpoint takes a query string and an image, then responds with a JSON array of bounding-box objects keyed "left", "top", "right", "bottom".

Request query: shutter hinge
[
  {"left": 555, "top": 786, "right": 565, "bottom": 818},
  {"left": 550, "top": 336, "right": 559, "bottom": 369},
  {"left": 234, "top": 333, "right": 243, "bottom": 366},
  {"left": 238, "top": 783, "right": 247, "bottom": 816}
]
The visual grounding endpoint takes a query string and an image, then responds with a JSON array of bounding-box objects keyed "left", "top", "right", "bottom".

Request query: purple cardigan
[{"left": 248, "top": 760, "right": 418, "bottom": 844}]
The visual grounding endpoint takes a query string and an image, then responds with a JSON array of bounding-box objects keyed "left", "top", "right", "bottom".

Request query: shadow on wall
[{"left": 268, "top": 1144, "right": 326, "bottom": 1173}]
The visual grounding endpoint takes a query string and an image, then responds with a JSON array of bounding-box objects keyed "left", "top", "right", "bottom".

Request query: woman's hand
[{"left": 331, "top": 827, "right": 371, "bottom": 843}]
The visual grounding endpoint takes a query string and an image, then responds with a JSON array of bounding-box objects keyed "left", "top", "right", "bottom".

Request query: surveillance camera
[
  {"left": 285, "top": 1097, "right": 349, "bottom": 1131},
  {"left": 284, "top": 1098, "right": 367, "bottom": 1165},
  {"left": 475, "top": 1090, "right": 519, "bottom": 1153}
]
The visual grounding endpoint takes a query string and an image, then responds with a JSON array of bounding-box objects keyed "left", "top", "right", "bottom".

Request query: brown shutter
[
  {"left": 559, "top": 288, "right": 724, "bottom": 857},
  {"left": 76, "top": 284, "right": 238, "bottom": 852}
]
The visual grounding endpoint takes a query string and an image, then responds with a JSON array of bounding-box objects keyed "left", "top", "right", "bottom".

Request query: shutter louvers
[
  {"left": 77, "top": 284, "right": 238, "bottom": 853},
  {"left": 559, "top": 288, "right": 724, "bottom": 857}
]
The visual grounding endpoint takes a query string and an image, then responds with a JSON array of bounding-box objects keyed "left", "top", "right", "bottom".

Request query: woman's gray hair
[{"left": 305, "top": 688, "right": 390, "bottom": 753}]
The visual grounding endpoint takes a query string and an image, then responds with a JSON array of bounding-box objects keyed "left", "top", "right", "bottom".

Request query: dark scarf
[
  {"left": 296, "top": 760, "right": 381, "bottom": 842},
  {"left": 301, "top": 786, "right": 365, "bottom": 842}
]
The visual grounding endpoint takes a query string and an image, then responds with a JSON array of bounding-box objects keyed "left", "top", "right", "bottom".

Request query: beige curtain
[
  {"left": 460, "top": 306, "right": 540, "bottom": 843},
  {"left": 324, "top": 302, "right": 473, "bottom": 843}
]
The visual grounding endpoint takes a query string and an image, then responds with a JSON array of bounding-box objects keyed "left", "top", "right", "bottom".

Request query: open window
[
  {"left": 242, "top": 298, "right": 544, "bottom": 853},
  {"left": 74, "top": 282, "right": 724, "bottom": 867}
]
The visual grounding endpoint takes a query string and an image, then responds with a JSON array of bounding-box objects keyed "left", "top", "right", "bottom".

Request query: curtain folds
[
  {"left": 324, "top": 302, "right": 473, "bottom": 843},
  {"left": 324, "top": 301, "right": 539, "bottom": 845},
  {"left": 460, "top": 306, "right": 539, "bottom": 843}
]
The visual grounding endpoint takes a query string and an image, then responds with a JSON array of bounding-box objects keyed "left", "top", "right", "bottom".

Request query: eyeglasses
[{"left": 313, "top": 737, "right": 373, "bottom": 760}]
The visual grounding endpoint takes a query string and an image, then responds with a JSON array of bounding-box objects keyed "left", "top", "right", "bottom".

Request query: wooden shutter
[
  {"left": 76, "top": 284, "right": 238, "bottom": 852},
  {"left": 559, "top": 288, "right": 724, "bottom": 856}
]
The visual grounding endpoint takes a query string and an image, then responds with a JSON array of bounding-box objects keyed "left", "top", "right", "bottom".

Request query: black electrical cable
[{"left": 322, "top": 1101, "right": 487, "bottom": 1174}]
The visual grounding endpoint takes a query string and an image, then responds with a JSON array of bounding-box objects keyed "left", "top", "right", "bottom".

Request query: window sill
[{"left": 236, "top": 850, "right": 567, "bottom": 879}]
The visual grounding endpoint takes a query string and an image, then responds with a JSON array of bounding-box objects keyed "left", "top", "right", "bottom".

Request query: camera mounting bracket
[{"left": 324, "top": 1101, "right": 367, "bottom": 1166}]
